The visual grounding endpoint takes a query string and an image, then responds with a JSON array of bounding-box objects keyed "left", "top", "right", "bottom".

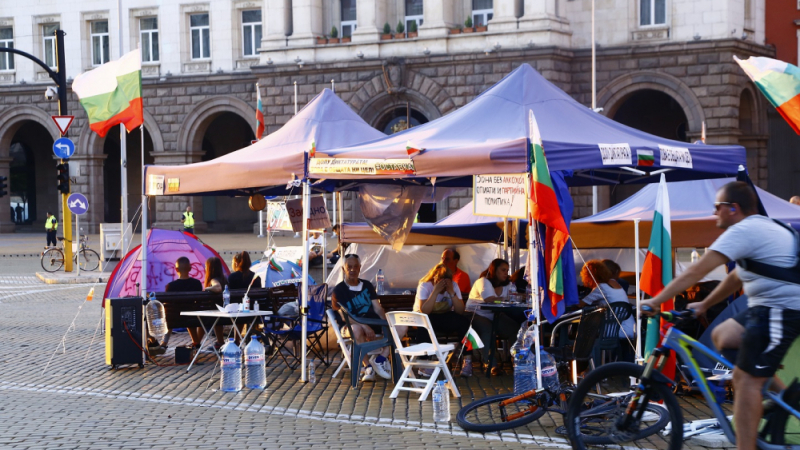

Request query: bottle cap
[{"left": 228, "top": 338, "right": 235, "bottom": 342}]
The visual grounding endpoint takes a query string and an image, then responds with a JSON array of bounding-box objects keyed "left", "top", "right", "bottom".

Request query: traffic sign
[
  {"left": 53, "top": 137, "right": 75, "bottom": 159},
  {"left": 51, "top": 115, "right": 75, "bottom": 135},
  {"left": 67, "top": 193, "right": 88, "bottom": 215}
]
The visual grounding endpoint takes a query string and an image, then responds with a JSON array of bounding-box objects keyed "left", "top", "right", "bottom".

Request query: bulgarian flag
[
  {"left": 640, "top": 174, "right": 676, "bottom": 376},
  {"left": 72, "top": 49, "right": 143, "bottom": 138},
  {"left": 735, "top": 55, "right": 800, "bottom": 134},
  {"left": 528, "top": 110, "right": 570, "bottom": 318},
  {"left": 406, "top": 140, "right": 423, "bottom": 157},
  {"left": 461, "top": 327, "right": 484, "bottom": 351},
  {"left": 255, "top": 83, "right": 265, "bottom": 140},
  {"left": 269, "top": 257, "right": 284, "bottom": 272}
]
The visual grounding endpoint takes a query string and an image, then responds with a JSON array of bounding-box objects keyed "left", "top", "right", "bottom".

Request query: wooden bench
[
  {"left": 155, "top": 287, "right": 273, "bottom": 330},
  {"left": 378, "top": 294, "right": 416, "bottom": 312}
]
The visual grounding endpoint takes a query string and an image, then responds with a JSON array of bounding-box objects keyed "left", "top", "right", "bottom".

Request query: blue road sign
[
  {"left": 53, "top": 137, "right": 75, "bottom": 159},
  {"left": 67, "top": 193, "right": 88, "bottom": 215}
]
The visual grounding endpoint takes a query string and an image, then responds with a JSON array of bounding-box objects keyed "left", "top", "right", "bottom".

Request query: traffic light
[
  {"left": 56, "top": 163, "right": 69, "bottom": 194},
  {"left": 0, "top": 176, "right": 7, "bottom": 198}
]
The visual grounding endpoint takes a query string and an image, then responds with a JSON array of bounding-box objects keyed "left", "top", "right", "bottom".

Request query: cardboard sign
[
  {"left": 148, "top": 175, "right": 165, "bottom": 195},
  {"left": 285, "top": 196, "right": 331, "bottom": 232},
  {"left": 599, "top": 143, "right": 632, "bottom": 165},
  {"left": 265, "top": 202, "right": 294, "bottom": 231},
  {"left": 472, "top": 174, "right": 528, "bottom": 219},
  {"left": 659, "top": 144, "right": 693, "bottom": 169},
  {"left": 309, "top": 158, "right": 416, "bottom": 176}
]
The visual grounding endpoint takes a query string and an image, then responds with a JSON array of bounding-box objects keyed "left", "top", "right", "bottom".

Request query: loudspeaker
[{"left": 105, "top": 297, "right": 145, "bottom": 369}]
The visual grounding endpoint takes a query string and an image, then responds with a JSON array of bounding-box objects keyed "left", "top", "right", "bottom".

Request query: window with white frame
[
  {"left": 43, "top": 23, "right": 58, "bottom": 68},
  {"left": 0, "top": 28, "right": 13, "bottom": 71},
  {"left": 242, "top": 10, "right": 261, "bottom": 56},
  {"left": 190, "top": 13, "right": 210, "bottom": 59},
  {"left": 405, "top": 0, "right": 423, "bottom": 31},
  {"left": 140, "top": 17, "right": 159, "bottom": 62},
  {"left": 91, "top": 20, "right": 110, "bottom": 66},
  {"left": 472, "top": 0, "right": 493, "bottom": 27},
  {"left": 341, "top": 0, "right": 357, "bottom": 38},
  {"left": 640, "top": 0, "right": 666, "bottom": 26}
]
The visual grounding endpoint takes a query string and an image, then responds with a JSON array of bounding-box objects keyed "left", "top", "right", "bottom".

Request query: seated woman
[
  {"left": 414, "top": 263, "right": 473, "bottom": 377},
  {"left": 228, "top": 251, "right": 262, "bottom": 290},
  {"left": 466, "top": 258, "right": 524, "bottom": 376},
  {"left": 580, "top": 259, "right": 635, "bottom": 340},
  {"left": 203, "top": 256, "right": 228, "bottom": 349},
  {"left": 331, "top": 254, "right": 406, "bottom": 382}
]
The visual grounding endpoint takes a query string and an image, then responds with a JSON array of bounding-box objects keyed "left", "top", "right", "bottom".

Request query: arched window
[{"left": 341, "top": 0, "right": 357, "bottom": 38}]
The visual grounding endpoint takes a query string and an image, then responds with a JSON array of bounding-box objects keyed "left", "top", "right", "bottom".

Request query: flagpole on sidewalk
[
  {"left": 634, "top": 218, "right": 642, "bottom": 364},
  {"left": 528, "top": 212, "right": 542, "bottom": 390}
]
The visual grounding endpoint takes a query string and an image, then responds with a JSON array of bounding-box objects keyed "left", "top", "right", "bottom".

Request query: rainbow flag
[
  {"left": 461, "top": 326, "right": 484, "bottom": 350},
  {"left": 528, "top": 110, "right": 570, "bottom": 318},
  {"left": 735, "top": 56, "right": 800, "bottom": 134},
  {"left": 255, "top": 83, "right": 265, "bottom": 140},
  {"left": 72, "top": 49, "right": 143, "bottom": 138},
  {"left": 640, "top": 174, "right": 676, "bottom": 376}
]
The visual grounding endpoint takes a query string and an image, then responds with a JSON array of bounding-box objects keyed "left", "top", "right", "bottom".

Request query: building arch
[
  {"left": 739, "top": 83, "right": 767, "bottom": 136},
  {"left": 0, "top": 105, "right": 60, "bottom": 158},
  {"left": 598, "top": 71, "right": 705, "bottom": 133},
  {"left": 177, "top": 96, "right": 257, "bottom": 152}
]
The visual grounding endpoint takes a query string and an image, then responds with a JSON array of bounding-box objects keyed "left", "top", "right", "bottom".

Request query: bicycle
[
  {"left": 41, "top": 235, "right": 101, "bottom": 272},
  {"left": 565, "top": 307, "right": 800, "bottom": 450}
]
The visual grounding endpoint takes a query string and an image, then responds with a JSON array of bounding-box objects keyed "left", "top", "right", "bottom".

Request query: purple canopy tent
[{"left": 103, "top": 229, "right": 230, "bottom": 303}]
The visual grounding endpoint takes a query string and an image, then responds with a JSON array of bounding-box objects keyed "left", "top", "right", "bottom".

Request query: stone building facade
[{"left": 0, "top": 0, "right": 775, "bottom": 233}]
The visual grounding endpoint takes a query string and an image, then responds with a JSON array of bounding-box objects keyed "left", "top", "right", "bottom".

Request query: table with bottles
[{"left": 180, "top": 309, "right": 273, "bottom": 371}]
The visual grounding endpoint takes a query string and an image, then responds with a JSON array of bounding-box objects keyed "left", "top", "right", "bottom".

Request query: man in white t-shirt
[
  {"left": 308, "top": 231, "right": 325, "bottom": 266},
  {"left": 642, "top": 181, "right": 800, "bottom": 450}
]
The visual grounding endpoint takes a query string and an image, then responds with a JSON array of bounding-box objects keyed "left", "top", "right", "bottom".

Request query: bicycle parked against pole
[
  {"left": 566, "top": 306, "right": 800, "bottom": 450},
  {"left": 41, "top": 235, "right": 101, "bottom": 272}
]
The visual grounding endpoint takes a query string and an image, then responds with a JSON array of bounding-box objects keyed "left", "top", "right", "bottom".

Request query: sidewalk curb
[{"left": 36, "top": 272, "right": 111, "bottom": 285}]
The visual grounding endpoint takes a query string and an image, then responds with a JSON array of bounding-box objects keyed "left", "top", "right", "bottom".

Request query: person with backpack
[{"left": 45, "top": 212, "right": 58, "bottom": 247}]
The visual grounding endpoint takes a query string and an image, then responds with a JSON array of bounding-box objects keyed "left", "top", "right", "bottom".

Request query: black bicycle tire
[
  {"left": 75, "top": 249, "right": 101, "bottom": 271},
  {"left": 768, "top": 387, "right": 800, "bottom": 445},
  {"left": 456, "top": 392, "right": 547, "bottom": 432},
  {"left": 41, "top": 248, "right": 64, "bottom": 272},
  {"left": 566, "top": 362, "right": 683, "bottom": 450}
]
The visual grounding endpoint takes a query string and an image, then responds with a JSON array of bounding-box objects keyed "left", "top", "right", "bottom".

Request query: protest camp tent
[
  {"left": 316, "top": 64, "right": 746, "bottom": 188},
  {"left": 143, "top": 88, "right": 385, "bottom": 197},
  {"left": 570, "top": 178, "right": 800, "bottom": 249}
]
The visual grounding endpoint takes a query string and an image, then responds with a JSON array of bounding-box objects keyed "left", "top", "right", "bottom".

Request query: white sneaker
[
  {"left": 370, "top": 355, "right": 392, "bottom": 380},
  {"left": 361, "top": 367, "right": 376, "bottom": 382}
]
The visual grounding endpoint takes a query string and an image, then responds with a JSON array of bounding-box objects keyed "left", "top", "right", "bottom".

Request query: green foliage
[
  {"left": 383, "top": 22, "right": 392, "bottom": 34},
  {"left": 330, "top": 26, "right": 338, "bottom": 38},
  {"left": 396, "top": 21, "right": 405, "bottom": 33},
  {"left": 465, "top": 16, "right": 473, "bottom": 28},
  {"left": 409, "top": 21, "right": 417, "bottom": 33}
]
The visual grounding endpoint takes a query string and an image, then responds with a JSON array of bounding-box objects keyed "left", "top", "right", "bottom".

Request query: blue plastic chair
[{"left": 263, "top": 284, "right": 328, "bottom": 370}]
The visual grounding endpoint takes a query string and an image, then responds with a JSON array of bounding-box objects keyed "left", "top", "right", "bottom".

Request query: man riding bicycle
[{"left": 641, "top": 181, "right": 800, "bottom": 450}]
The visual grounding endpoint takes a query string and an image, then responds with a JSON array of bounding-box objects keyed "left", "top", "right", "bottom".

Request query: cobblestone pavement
[{"left": 0, "top": 256, "right": 719, "bottom": 449}]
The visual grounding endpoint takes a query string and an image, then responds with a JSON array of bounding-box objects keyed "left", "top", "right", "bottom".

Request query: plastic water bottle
[
  {"left": 242, "top": 293, "right": 250, "bottom": 312},
  {"left": 691, "top": 249, "right": 700, "bottom": 263},
  {"left": 376, "top": 269, "right": 386, "bottom": 295},
  {"left": 244, "top": 336, "right": 266, "bottom": 389},
  {"left": 537, "top": 347, "right": 560, "bottom": 392},
  {"left": 145, "top": 293, "right": 168, "bottom": 342},
  {"left": 223, "top": 285, "right": 230, "bottom": 307},
  {"left": 512, "top": 323, "right": 534, "bottom": 395},
  {"left": 432, "top": 380, "right": 450, "bottom": 422},
  {"left": 220, "top": 338, "right": 242, "bottom": 392},
  {"left": 309, "top": 360, "right": 316, "bottom": 384}
]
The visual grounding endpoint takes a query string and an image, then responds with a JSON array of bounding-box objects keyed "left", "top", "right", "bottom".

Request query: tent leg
[
  {"left": 300, "top": 180, "right": 310, "bottom": 382},
  {"left": 634, "top": 218, "right": 642, "bottom": 365}
]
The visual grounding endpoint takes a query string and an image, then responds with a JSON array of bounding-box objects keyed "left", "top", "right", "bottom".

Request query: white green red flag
[
  {"left": 269, "top": 257, "right": 284, "bottom": 272},
  {"left": 72, "top": 49, "right": 143, "bottom": 138},
  {"left": 528, "top": 110, "right": 570, "bottom": 317},
  {"left": 734, "top": 56, "right": 800, "bottom": 134},
  {"left": 255, "top": 83, "right": 265, "bottom": 140},
  {"left": 640, "top": 174, "right": 676, "bottom": 375},
  {"left": 461, "top": 326, "right": 484, "bottom": 350}
]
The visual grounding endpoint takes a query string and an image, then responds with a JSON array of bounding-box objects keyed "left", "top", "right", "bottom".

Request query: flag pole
[
  {"left": 256, "top": 82, "right": 265, "bottom": 238},
  {"left": 118, "top": 0, "right": 129, "bottom": 257},
  {"left": 528, "top": 204, "right": 543, "bottom": 390},
  {"left": 634, "top": 218, "right": 642, "bottom": 364}
]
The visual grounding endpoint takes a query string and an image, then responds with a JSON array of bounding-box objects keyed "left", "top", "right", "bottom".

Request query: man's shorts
[{"left": 732, "top": 306, "right": 800, "bottom": 377}]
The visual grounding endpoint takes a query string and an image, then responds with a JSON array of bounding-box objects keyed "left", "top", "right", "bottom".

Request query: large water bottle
[
  {"left": 309, "top": 360, "right": 316, "bottom": 384},
  {"left": 145, "top": 293, "right": 168, "bottom": 342},
  {"left": 244, "top": 336, "right": 266, "bottom": 389},
  {"left": 223, "top": 285, "right": 230, "bottom": 307},
  {"left": 432, "top": 380, "right": 450, "bottom": 422},
  {"left": 376, "top": 269, "right": 386, "bottom": 295},
  {"left": 512, "top": 323, "right": 534, "bottom": 395},
  {"left": 536, "top": 347, "right": 560, "bottom": 392},
  {"left": 220, "top": 338, "right": 242, "bottom": 392}
]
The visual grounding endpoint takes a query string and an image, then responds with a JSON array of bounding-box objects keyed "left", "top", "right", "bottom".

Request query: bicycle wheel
[
  {"left": 566, "top": 362, "right": 682, "bottom": 450},
  {"left": 768, "top": 385, "right": 800, "bottom": 445},
  {"left": 456, "top": 391, "right": 547, "bottom": 432},
  {"left": 75, "top": 249, "right": 101, "bottom": 271},
  {"left": 41, "top": 248, "right": 65, "bottom": 272}
]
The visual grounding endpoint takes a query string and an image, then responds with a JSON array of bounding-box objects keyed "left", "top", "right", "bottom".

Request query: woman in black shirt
[{"left": 228, "top": 251, "right": 262, "bottom": 290}]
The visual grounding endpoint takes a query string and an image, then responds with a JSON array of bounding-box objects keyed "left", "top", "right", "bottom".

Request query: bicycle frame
[{"left": 643, "top": 325, "right": 800, "bottom": 449}]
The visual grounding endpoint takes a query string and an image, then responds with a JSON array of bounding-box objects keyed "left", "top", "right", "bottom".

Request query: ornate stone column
[
  {"left": 519, "top": 0, "right": 570, "bottom": 34},
  {"left": 150, "top": 151, "right": 207, "bottom": 232},
  {"left": 0, "top": 157, "right": 14, "bottom": 233},
  {"left": 489, "top": 0, "right": 521, "bottom": 32},
  {"left": 261, "top": 0, "right": 291, "bottom": 50},
  {"left": 290, "top": 0, "right": 324, "bottom": 46},
  {"left": 418, "top": 0, "right": 457, "bottom": 38},
  {"left": 351, "top": 0, "right": 388, "bottom": 42}
]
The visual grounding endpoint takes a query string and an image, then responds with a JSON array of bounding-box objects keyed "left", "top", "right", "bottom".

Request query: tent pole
[
  {"left": 512, "top": 219, "right": 520, "bottom": 274},
  {"left": 293, "top": 81, "right": 301, "bottom": 239},
  {"left": 141, "top": 123, "right": 148, "bottom": 366},
  {"left": 300, "top": 179, "right": 310, "bottom": 382},
  {"left": 590, "top": 0, "right": 598, "bottom": 216},
  {"left": 503, "top": 219, "right": 509, "bottom": 261},
  {"left": 528, "top": 174, "right": 542, "bottom": 389},
  {"left": 258, "top": 209, "right": 264, "bottom": 238},
  {"left": 634, "top": 218, "right": 641, "bottom": 364}
]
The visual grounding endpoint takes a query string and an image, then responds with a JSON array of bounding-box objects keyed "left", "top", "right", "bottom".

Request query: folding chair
[
  {"left": 386, "top": 311, "right": 460, "bottom": 402},
  {"left": 263, "top": 284, "right": 328, "bottom": 369},
  {"left": 595, "top": 302, "right": 634, "bottom": 364},
  {"left": 545, "top": 306, "right": 605, "bottom": 383}
]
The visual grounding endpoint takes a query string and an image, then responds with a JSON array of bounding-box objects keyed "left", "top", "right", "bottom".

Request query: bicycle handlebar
[{"left": 641, "top": 305, "right": 695, "bottom": 323}]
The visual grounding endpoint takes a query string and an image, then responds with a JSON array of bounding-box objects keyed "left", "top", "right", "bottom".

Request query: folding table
[{"left": 180, "top": 309, "right": 273, "bottom": 371}]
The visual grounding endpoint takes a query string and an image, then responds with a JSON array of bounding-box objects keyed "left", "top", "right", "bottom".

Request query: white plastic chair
[
  {"left": 386, "top": 311, "right": 460, "bottom": 401},
  {"left": 326, "top": 308, "right": 383, "bottom": 379}
]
